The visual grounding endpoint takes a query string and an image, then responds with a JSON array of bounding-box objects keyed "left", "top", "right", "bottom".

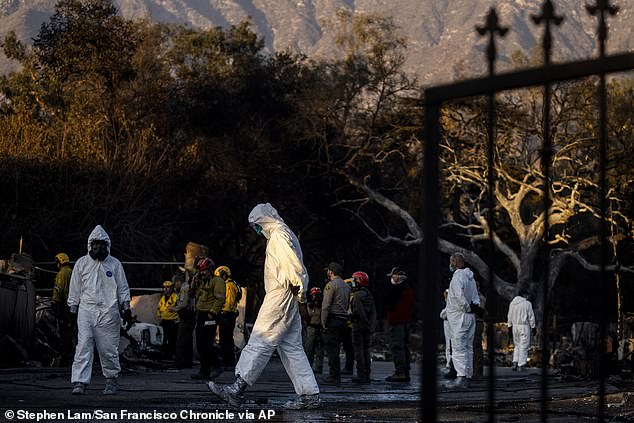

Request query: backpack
[{"left": 229, "top": 279, "right": 242, "bottom": 304}]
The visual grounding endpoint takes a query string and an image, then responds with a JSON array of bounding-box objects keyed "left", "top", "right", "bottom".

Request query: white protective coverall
[
  {"left": 236, "top": 203, "right": 319, "bottom": 396},
  {"left": 68, "top": 225, "right": 131, "bottom": 385},
  {"left": 446, "top": 267, "right": 480, "bottom": 378},
  {"left": 507, "top": 295, "right": 536, "bottom": 367},
  {"left": 440, "top": 307, "right": 452, "bottom": 367}
]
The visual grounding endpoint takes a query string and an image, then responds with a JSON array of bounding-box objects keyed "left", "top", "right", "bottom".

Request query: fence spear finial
[
  {"left": 586, "top": 0, "right": 619, "bottom": 57},
  {"left": 476, "top": 7, "right": 508, "bottom": 76},
  {"left": 531, "top": 0, "right": 564, "bottom": 66}
]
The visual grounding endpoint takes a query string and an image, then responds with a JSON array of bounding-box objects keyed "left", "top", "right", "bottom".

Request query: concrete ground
[{"left": 1, "top": 359, "right": 633, "bottom": 422}]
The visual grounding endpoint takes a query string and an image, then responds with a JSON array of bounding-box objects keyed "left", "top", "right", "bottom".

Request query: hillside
[{"left": 1, "top": 0, "right": 633, "bottom": 85}]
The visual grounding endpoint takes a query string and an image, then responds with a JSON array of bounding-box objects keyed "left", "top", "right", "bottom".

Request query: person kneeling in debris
[
  {"left": 208, "top": 203, "right": 320, "bottom": 410},
  {"left": 67, "top": 225, "right": 131, "bottom": 395}
]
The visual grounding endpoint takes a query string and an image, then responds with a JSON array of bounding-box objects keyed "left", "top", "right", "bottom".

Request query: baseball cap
[{"left": 325, "top": 262, "right": 343, "bottom": 276}]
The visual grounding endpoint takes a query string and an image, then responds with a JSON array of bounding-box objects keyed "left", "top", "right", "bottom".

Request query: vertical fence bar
[
  {"left": 485, "top": 81, "right": 498, "bottom": 423},
  {"left": 586, "top": 3, "right": 619, "bottom": 420},
  {"left": 476, "top": 9, "right": 508, "bottom": 422},
  {"left": 539, "top": 68, "right": 553, "bottom": 423},
  {"left": 422, "top": 100, "right": 441, "bottom": 423},
  {"left": 597, "top": 53, "right": 609, "bottom": 423},
  {"left": 531, "top": 3, "right": 563, "bottom": 422}
]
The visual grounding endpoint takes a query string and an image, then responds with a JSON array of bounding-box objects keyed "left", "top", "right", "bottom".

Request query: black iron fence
[{"left": 421, "top": 1, "right": 634, "bottom": 421}]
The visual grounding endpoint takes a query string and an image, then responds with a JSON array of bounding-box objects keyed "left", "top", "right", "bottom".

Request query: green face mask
[
  {"left": 251, "top": 223, "right": 263, "bottom": 236},
  {"left": 449, "top": 264, "right": 455, "bottom": 273}
]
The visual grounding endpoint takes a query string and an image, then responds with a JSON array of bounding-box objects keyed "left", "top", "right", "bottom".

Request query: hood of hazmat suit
[
  {"left": 248, "top": 203, "right": 308, "bottom": 301},
  {"left": 237, "top": 204, "right": 318, "bottom": 396},
  {"left": 67, "top": 225, "right": 131, "bottom": 385},
  {"left": 507, "top": 296, "right": 536, "bottom": 328}
]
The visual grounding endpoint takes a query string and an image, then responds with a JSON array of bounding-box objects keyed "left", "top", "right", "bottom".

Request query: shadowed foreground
[{"left": 1, "top": 360, "right": 632, "bottom": 422}]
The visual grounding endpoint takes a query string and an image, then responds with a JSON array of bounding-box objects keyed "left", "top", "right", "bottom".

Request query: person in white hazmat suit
[
  {"left": 507, "top": 289, "right": 536, "bottom": 371},
  {"left": 208, "top": 203, "right": 320, "bottom": 409},
  {"left": 67, "top": 225, "right": 131, "bottom": 395},
  {"left": 440, "top": 289, "right": 456, "bottom": 378},
  {"left": 444, "top": 252, "right": 481, "bottom": 390}
]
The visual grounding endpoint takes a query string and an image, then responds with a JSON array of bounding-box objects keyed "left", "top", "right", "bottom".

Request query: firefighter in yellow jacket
[
  {"left": 215, "top": 266, "right": 241, "bottom": 369},
  {"left": 157, "top": 281, "right": 179, "bottom": 359},
  {"left": 53, "top": 253, "right": 72, "bottom": 314},
  {"left": 53, "top": 252, "right": 75, "bottom": 363}
]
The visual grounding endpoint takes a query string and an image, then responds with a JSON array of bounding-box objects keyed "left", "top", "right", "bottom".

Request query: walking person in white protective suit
[
  {"left": 444, "top": 252, "right": 481, "bottom": 390},
  {"left": 67, "top": 225, "right": 131, "bottom": 395},
  {"left": 507, "top": 289, "right": 536, "bottom": 371},
  {"left": 208, "top": 203, "right": 320, "bottom": 409}
]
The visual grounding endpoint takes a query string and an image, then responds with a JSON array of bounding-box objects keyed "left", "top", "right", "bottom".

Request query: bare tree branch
[{"left": 340, "top": 171, "right": 423, "bottom": 244}]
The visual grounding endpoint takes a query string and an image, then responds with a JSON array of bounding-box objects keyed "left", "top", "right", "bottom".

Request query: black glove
[
  {"left": 121, "top": 309, "right": 132, "bottom": 326},
  {"left": 470, "top": 302, "right": 484, "bottom": 319}
]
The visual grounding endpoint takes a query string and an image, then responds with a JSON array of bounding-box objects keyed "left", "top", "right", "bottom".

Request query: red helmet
[
  {"left": 309, "top": 287, "right": 322, "bottom": 296},
  {"left": 195, "top": 257, "right": 215, "bottom": 272},
  {"left": 352, "top": 271, "right": 369, "bottom": 287}
]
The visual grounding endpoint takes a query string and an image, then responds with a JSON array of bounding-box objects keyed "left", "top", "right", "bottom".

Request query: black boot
[
  {"left": 208, "top": 376, "right": 248, "bottom": 409},
  {"left": 443, "top": 366, "right": 457, "bottom": 379}
]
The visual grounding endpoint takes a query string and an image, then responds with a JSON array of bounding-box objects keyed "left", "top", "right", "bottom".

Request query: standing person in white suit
[
  {"left": 445, "top": 252, "right": 481, "bottom": 390},
  {"left": 208, "top": 203, "right": 320, "bottom": 410},
  {"left": 507, "top": 289, "right": 536, "bottom": 371},
  {"left": 67, "top": 225, "right": 131, "bottom": 395}
]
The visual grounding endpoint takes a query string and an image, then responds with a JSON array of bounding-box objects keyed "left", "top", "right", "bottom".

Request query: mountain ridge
[{"left": 1, "top": 0, "right": 632, "bottom": 86}]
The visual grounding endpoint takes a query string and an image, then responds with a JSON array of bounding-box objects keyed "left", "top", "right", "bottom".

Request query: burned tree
[{"left": 304, "top": 12, "right": 634, "bottom": 318}]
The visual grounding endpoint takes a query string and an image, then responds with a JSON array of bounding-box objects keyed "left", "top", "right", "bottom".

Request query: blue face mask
[
  {"left": 449, "top": 264, "right": 455, "bottom": 273},
  {"left": 252, "top": 223, "right": 263, "bottom": 236}
]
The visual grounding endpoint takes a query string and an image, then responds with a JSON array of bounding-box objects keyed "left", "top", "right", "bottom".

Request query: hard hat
[
  {"left": 195, "top": 257, "right": 214, "bottom": 272},
  {"left": 55, "top": 253, "right": 70, "bottom": 265},
  {"left": 163, "top": 281, "right": 174, "bottom": 288},
  {"left": 214, "top": 265, "right": 231, "bottom": 277},
  {"left": 309, "top": 287, "right": 322, "bottom": 296},
  {"left": 352, "top": 271, "right": 369, "bottom": 287}
]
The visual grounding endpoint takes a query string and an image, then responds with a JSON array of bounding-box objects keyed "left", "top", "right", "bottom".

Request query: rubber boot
[{"left": 208, "top": 376, "right": 248, "bottom": 409}]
